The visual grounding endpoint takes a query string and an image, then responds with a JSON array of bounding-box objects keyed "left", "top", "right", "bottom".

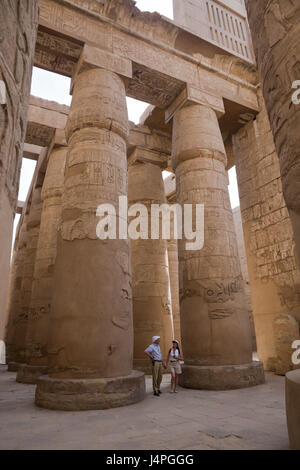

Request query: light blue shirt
[{"left": 145, "top": 343, "right": 162, "bottom": 361}]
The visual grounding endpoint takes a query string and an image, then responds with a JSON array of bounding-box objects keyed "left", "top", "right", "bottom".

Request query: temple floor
[{"left": 0, "top": 365, "right": 289, "bottom": 450}]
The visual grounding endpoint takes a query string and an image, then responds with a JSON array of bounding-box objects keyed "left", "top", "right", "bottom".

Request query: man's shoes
[
  {"left": 153, "top": 391, "right": 160, "bottom": 397},
  {"left": 158, "top": 390, "right": 162, "bottom": 395}
]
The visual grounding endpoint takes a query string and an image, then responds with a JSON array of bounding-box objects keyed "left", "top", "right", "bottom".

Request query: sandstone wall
[
  {"left": 233, "top": 93, "right": 300, "bottom": 372},
  {"left": 0, "top": 0, "right": 40, "bottom": 342}
]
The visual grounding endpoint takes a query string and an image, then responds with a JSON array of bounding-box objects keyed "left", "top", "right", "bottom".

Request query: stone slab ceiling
[{"left": 34, "top": 27, "right": 82, "bottom": 77}]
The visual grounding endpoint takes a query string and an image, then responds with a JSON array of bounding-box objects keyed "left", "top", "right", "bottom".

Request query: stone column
[
  {"left": 232, "top": 206, "right": 257, "bottom": 352},
  {"left": 35, "top": 65, "right": 145, "bottom": 410},
  {"left": 172, "top": 103, "right": 264, "bottom": 390},
  {"left": 5, "top": 216, "right": 28, "bottom": 371},
  {"left": 164, "top": 175, "right": 182, "bottom": 345},
  {"left": 167, "top": 210, "right": 181, "bottom": 343},
  {"left": 13, "top": 187, "right": 42, "bottom": 370},
  {"left": 245, "top": 1, "right": 300, "bottom": 264},
  {"left": 232, "top": 94, "right": 300, "bottom": 374},
  {"left": 128, "top": 156, "right": 173, "bottom": 373},
  {"left": 17, "top": 144, "right": 67, "bottom": 384},
  {"left": 0, "top": 1, "right": 40, "bottom": 346}
]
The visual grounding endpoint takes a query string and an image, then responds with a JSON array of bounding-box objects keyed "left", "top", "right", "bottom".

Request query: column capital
[
  {"left": 165, "top": 84, "right": 225, "bottom": 123},
  {"left": 70, "top": 44, "right": 132, "bottom": 94},
  {"left": 171, "top": 104, "right": 227, "bottom": 169}
]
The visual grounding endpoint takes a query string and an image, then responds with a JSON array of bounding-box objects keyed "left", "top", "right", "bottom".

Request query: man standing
[{"left": 145, "top": 336, "right": 166, "bottom": 396}]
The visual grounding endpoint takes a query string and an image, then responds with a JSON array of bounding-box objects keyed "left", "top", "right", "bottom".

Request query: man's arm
[
  {"left": 145, "top": 351, "right": 154, "bottom": 361},
  {"left": 145, "top": 346, "right": 154, "bottom": 361}
]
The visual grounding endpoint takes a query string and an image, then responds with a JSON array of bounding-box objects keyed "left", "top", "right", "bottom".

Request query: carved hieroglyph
[
  {"left": 35, "top": 66, "right": 145, "bottom": 411},
  {"left": 128, "top": 160, "right": 173, "bottom": 372},
  {"left": 46, "top": 68, "right": 132, "bottom": 379},
  {"left": 172, "top": 103, "right": 264, "bottom": 389},
  {"left": 233, "top": 93, "right": 300, "bottom": 373},
  {"left": 245, "top": 0, "right": 300, "bottom": 264},
  {"left": 38, "top": 0, "right": 259, "bottom": 112},
  {"left": 0, "top": 0, "right": 40, "bottom": 343},
  {"left": 17, "top": 146, "right": 67, "bottom": 383}
]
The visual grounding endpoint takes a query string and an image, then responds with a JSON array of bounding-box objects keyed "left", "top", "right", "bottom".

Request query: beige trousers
[{"left": 152, "top": 361, "right": 163, "bottom": 393}]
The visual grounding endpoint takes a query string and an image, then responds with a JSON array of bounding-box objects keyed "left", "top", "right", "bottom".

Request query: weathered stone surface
[
  {"left": 172, "top": 102, "right": 262, "bottom": 389},
  {"left": 49, "top": 68, "right": 131, "bottom": 377},
  {"left": 26, "top": 97, "right": 68, "bottom": 147},
  {"left": 233, "top": 92, "right": 300, "bottom": 371},
  {"left": 232, "top": 206, "right": 256, "bottom": 351},
  {"left": 179, "top": 361, "right": 265, "bottom": 390},
  {"left": 164, "top": 177, "right": 181, "bottom": 343},
  {"left": 35, "top": 65, "right": 145, "bottom": 409},
  {"left": 38, "top": 0, "right": 259, "bottom": 114},
  {"left": 245, "top": 0, "right": 300, "bottom": 266},
  {"left": 18, "top": 145, "right": 67, "bottom": 384},
  {"left": 128, "top": 159, "right": 173, "bottom": 373},
  {"left": 14, "top": 188, "right": 42, "bottom": 368},
  {"left": 16, "top": 363, "right": 48, "bottom": 385},
  {"left": 173, "top": 0, "right": 254, "bottom": 62},
  {"left": 167, "top": 212, "right": 181, "bottom": 344},
  {"left": 5, "top": 217, "right": 29, "bottom": 367},
  {"left": 35, "top": 371, "right": 145, "bottom": 411},
  {"left": 0, "top": 0, "right": 40, "bottom": 344}
]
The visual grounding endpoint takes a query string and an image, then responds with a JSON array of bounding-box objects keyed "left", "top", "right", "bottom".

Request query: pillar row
[
  {"left": 12, "top": 187, "right": 42, "bottom": 370},
  {"left": 5, "top": 216, "right": 29, "bottom": 371},
  {"left": 35, "top": 67, "right": 145, "bottom": 411},
  {"left": 172, "top": 103, "right": 265, "bottom": 390},
  {"left": 17, "top": 145, "right": 67, "bottom": 384},
  {"left": 167, "top": 214, "right": 181, "bottom": 344},
  {"left": 128, "top": 158, "right": 174, "bottom": 373}
]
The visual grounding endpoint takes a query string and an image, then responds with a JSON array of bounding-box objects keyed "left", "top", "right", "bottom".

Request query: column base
[
  {"left": 179, "top": 361, "right": 265, "bottom": 390},
  {"left": 16, "top": 364, "right": 48, "bottom": 384},
  {"left": 7, "top": 362, "right": 20, "bottom": 372},
  {"left": 35, "top": 370, "right": 146, "bottom": 411}
]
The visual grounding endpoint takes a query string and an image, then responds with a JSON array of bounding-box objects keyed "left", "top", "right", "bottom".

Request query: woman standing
[{"left": 166, "top": 340, "right": 183, "bottom": 393}]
